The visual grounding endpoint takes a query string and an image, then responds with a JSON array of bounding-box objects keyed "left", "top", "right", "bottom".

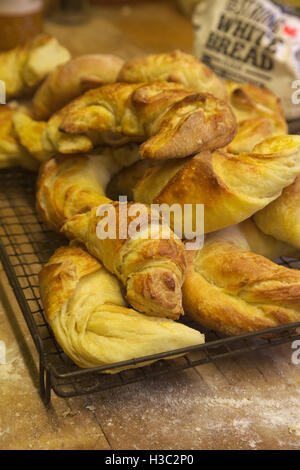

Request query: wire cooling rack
[{"left": 0, "top": 167, "right": 299, "bottom": 405}]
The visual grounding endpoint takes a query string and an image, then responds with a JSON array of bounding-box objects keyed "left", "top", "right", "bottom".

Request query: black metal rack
[{"left": 0, "top": 167, "right": 299, "bottom": 405}]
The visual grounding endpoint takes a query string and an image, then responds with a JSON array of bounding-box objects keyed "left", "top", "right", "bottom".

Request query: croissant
[
  {"left": 36, "top": 150, "right": 187, "bottom": 320},
  {"left": 224, "top": 81, "right": 288, "bottom": 154},
  {"left": 33, "top": 54, "right": 124, "bottom": 120},
  {"left": 108, "top": 135, "right": 300, "bottom": 235},
  {"left": 182, "top": 230, "right": 300, "bottom": 336},
  {"left": 0, "top": 34, "right": 71, "bottom": 100},
  {"left": 254, "top": 176, "right": 300, "bottom": 251},
  {"left": 118, "top": 50, "right": 228, "bottom": 101},
  {"left": 0, "top": 105, "right": 39, "bottom": 170},
  {"left": 39, "top": 244, "right": 204, "bottom": 370},
  {"left": 41, "top": 81, "right": 237, "bottom": 158}
]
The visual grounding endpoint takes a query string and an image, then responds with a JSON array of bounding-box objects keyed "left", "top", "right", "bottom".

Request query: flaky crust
[
  {"left": 254, "top": 176, "right": 300, "bottom": 250},
  {"left": 39, "top": 244, "right": 204, "bottom": 370},
  {"left": 130, "top": 135, "right": 300, "bottom": 234},
  {"left": 12, "top": 111, "right": 48, "bottom": 162},
  {"left": 33, "top": 54, "right": 124, "bottom": 120},
  {"left": 0, "top": 34, "right": 70, "bottom": 99},
  {"left": 42, "top": 81, "right": 237, "bottom": 158},
  {"left": 62, "top": 205, "right": 186, "bottom": 320},
  {"left": 0, "top": 105, "right": 39, "bottom": 170},
  {"left": 225, "top": 81, "right": 288, "bottom": 153},
  {"left": 182, "top": 239, "right": 300, "bottom": 336},
  {"left": 118, "top": 50, "right": 228, "bottom": 101},
  {"left": 36, "top": 146, "right": 140, "bottom": 232},
  {"left": 37, "top": 150, "right": 187, "bottom": 319}
]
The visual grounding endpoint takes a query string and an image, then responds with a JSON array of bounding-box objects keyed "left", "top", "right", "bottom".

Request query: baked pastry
[
  {"left": 41, "top": 81, "right": 237, "bottom": 158},
  {"left": 118, "top": 50, "right": 228, "bottom": 101},
  {"left": 62, "top": 204, "right": 186, "bottom": 320},
  {"left": 182, "top": 231, "right": 300, "bottom": 336},
  {"left": 37, "top": 150, "right": 187, "bottom": 320},
  {"left": 108, "top": 135, "right": 300, "bottom": 234},
  {"left": 36, "top": 146, "right": 140, "bottom": 232},
  {"left": 225, "top": 81, "right": 288, "bottom": 154},
  {"left": 39, "top": 244, "right": 204, "bottom": 370},
  {"left": 33, "top": 54, "right": 124, "bottom": 120},
  {"left": 230, "top": 219, "right": 300, "bottom": 260},
  {"left": 0, "top": 34, "right": 71, "bottom": 100},
  {"left": 254, "top": 176, "right": 300, "bottom": 250},
  {"left": 12, "top": 111, "right": 48, "bottom": 163},
  {"left": 0, "top": 105, "right": 39, "bottom": 170}
]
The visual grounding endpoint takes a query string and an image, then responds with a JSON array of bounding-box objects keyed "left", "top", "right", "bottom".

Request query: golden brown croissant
[
  {"left": 118, "top": 50, "right": 228, "bottom": 101},
  {"left": 41, "top": 81, "right": 237, "bottom": 158},
  {"left": 108, "top": 135, "right": 300, "bottom": 235},
  {"left": 33, "top": 54, "right": 124, "bottom": 120},
  {"left": 0, "top": 105, "right": 39, "bottom": 170},
  {"left": 182, "top": 234, "right": 300, "bottom": 336},
  {"left": 254, "top": 176, "right": 300, "bottom": 250},
  {"left": 39, "top": 244, "right": 204, "bottom": 370},
  {"left": 225, "top": 81, "right": 288, "bottom": 154},
  {"left": 0, "top": 34, "right": 71, "bottom": 100},
  {"left": 37, "top": 149, "right": 187, "bottom": 320}
]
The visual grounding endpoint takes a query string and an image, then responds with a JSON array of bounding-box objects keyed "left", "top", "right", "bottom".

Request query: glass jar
[{"left": 0, "top": 0, "right": 43, "bottom": 51}]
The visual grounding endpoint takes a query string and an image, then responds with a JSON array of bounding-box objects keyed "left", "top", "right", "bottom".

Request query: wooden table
[{"left": 0, "top": 0, "right": 300, "bottom": 451}]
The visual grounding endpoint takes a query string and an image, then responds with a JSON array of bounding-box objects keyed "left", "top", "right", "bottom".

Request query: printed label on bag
[{"left": 193, "top": 0, "right": 300, "bottom": 119}]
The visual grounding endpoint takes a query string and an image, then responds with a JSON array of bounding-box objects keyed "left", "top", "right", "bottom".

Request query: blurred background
[{"left": 0, "top": 0, "right": 298, "bottom": 52}]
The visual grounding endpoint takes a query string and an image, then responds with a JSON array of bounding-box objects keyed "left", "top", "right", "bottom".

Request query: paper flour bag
[{"left": 193, "top": 0, "right": 300, "bottom": 120}]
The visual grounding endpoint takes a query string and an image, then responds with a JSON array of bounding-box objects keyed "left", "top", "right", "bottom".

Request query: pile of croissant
[{"left": 1, "top": 34, "right": 300, "bottom": 371}]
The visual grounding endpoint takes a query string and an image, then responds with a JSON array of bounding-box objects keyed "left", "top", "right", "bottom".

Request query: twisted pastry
[
  {"left": 118, "top": 50, "right": 228, "bottom": 101},
  {"left": 36, "top": 149, "right": 187, "bottom": 320},
  {"left": 33, "top": 54, "right": 124, "bottom": 120},
  {"left": 39, "top": 244, "right": 204, "bottom": 370},
  {"left": 41, "top": 81, "right": 237, "bottom": 159},
  {"left": 0, "top": 34, "right": 70, "bottom": 99},
  {"left": 182, "top": 229, "right": 300, "bottom": 336},
  {"left": 108, "top": 135, "right": 300, "bottom": 234},
  {"left": 224, "top": 81, "right": 288, "bottom": 154},
  {"left": 254, "top": 176, "right": 300, "bottom": 251}
]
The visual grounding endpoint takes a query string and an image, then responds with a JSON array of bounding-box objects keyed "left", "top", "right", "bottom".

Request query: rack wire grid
[{"left": 0, "top": 167, "right": 299, "bottom": 406}]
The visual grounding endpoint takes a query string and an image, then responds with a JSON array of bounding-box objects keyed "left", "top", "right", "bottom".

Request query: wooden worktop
[{"left": 0, "top": 0, "right": 300, "bottom": 451}]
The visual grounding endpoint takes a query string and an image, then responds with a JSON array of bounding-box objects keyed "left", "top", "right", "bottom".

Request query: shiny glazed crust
[
  {"left": 182, "top": 239, "right": 300, "bottom": 336},
  {"left": 42, "top": 81, "right": 237, "bottom": 158}
]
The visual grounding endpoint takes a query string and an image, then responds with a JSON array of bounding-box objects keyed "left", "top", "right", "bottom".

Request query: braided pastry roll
[
  {"left": 0, "top": 34, "right": 70, "bottom": 100},
  {"left": 39, "top": 244, "right": 204, "bottom": 370},
  {"left": 36, "top": 150, "right": 187, "bottom": 320},
  {"left": 41, "top": 81, "right": 237, "bottom": 159},
  {"left": 224, "top": 81, "right": 288, "bottom": 154},
  {"left": 108, "top": 135, "right": 300, "bottom": 234},
  {"left": 118, "top": 50, "right": 228, "bottom": 101},
  {"left": 33, "top": 54, "right": 124, "bottom": 120},
  {"left": 182, "top": 229, "right": 300, "bottom": 336}
]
